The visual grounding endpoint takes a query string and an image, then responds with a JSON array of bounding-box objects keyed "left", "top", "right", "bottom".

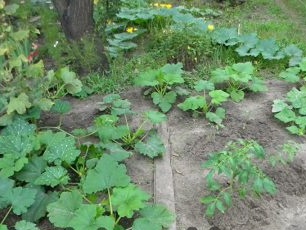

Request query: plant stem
[
  {"left": 39, "top": 126, "right": 75, "bottom": 138},
  {"left": 1, "top": 206, "right": 12, "bottom": 225},
  {"left": 115, "top": 216, "right": 122, "bottom": 225},
  {"left": 108, "top": 188, "right": 113, "bottom": 216}
]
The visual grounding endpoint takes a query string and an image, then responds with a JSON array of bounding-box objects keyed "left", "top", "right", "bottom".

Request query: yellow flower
[
  {"left": 165, "top": 4, "right": 172, "bottom": 9},
  {"left": 208, "top": 24, "right": 215, "bottom": 31},
  {"left": 153, "top": 3, "right": 159, "bottom": 7},
  {"left": 126, "top": 27, "right": 137, "bottom": 33}
]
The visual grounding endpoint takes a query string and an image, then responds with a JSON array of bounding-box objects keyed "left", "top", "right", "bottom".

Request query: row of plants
[
  {"left": 1, "top": 0, "right": 305, "bottom": 228},
  {"left": 0, "top": 95, "right": 175, "bottom": 229}
]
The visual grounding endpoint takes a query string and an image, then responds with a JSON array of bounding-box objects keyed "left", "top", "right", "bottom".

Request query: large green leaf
[
  {"left": 232, "top": 62, "right": 254, "bottom": 76},
  {"left": 7, "top": 93, "right": 32, "bottom": 114},
  {"left": 69, "top": 204, "right": 115, "bottom": 230},
  {"left": 16, "top": 156, "right": 48, "bottom": 183},
  {"left": 0, "top": 155, "right": 28, "bottom": 178},
  {"left": 194, "top": 80, "right": 215, "bottom": 92},
  {"left": 134, "top": 69, "right": 160, "bottom": 87},
  {"left": 272, "top": 100, "right": 289, "bottom": 113},
  {"left": 134, "top": 132, "right": 165, "bottom": 158},
  {"left": 132, "top": 205, "right": 175, "bottom": 230},
  {"left": 35, "top": 166, "right": 69, "bottom": 187},
  {"left": 50, "top": 100, "right": 72, "bottom": 114},
  {"left": 229, "top": 89, "right": 244, "bottom": 102},
  {"left": 112, "top": 184, "right": 150, "bottom": 218},
  {"left": 0, "top": 225, "right": 8, "bottom": 230},
  {"left": 47, "top": 190, "right": 83, "bottom": 228},
  {"left": 212, "top": 28, "right": 239, "bottom": 46},
  {"left": 235, "top": 33, "right": 259, "bottom": 57},
  {"left": 177, "top": 96, "right": 206, "bottom": 111},
  {"left": 82, "top": 154, "right": 130, "bottom": 194},
  {"left": 4, "top": 187, "right": 37, "bottom": 215},
  {"left": 39, "top": 131, "right": 80, "bottom": 165},
  {"left": 286, "top": 88, "right": 306, "bottom": 109},
  {"left": 23, "top": 189, "right": 58, "bottom": 222},
  {"left": 279, "top": 67, "right": 301, "bottom": 83},
  {"left": 161, "top": 63, "right": 184, "bottom": 85},
  {"left": 151, "top": 91, "right": 177, "bottom": 113},
  {"left": 144, "top": 111, "right": 167, "bottom": 124},
  {"left": 210, "top": 67, "right": 231, "bottom": 83},
  {"left": 206, "top": 107, "right": 226, "bottom": 125},
  {"left": 0, "top": 178, "right": 14, "bottom": 209},
  {"left": 58, "top": 67, "right": 82, "bottom": 94},
  {"left": 209, "top": 90, "right": 229, "bottom": 105},
  {"left": 15, "top": 220, "right": 39, "bottom": 230}
]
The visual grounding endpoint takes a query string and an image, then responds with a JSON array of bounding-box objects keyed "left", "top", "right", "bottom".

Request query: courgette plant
[
  {"left": 279, "top": 57, "right": 306, "bottom": 86},
  {"left": 178, "top": 80, "right": 229, "bottom": 126},
  {"left": 97, "top": 93, "right": 167, "bottom": 158},
  {"left": 210, "top": 62, "right": 267, "bottom": 102},
  {"left": 272, "top": 87, "right": 306, "bottom": 136},
  {"left": 0, "top": 96, "right": 174, "bottom": 229},
  {"left": 134, "top": 63, "right": 185, "bottom": 113}
]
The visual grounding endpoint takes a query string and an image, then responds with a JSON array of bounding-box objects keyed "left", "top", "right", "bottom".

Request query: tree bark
[
  {"left": 52, "top": 0, "right": 94, "bottom": 40},
  {"left": 52, "top": 0, "right": 109, "bottom": 73}
]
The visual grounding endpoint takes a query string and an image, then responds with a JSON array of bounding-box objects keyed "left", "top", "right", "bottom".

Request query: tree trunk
[
  {"left": 52, "top": 0, "right": 94, "bottom": 40},
  {"left": 52, "top": 0, "right": 109, "bottom": 73}
]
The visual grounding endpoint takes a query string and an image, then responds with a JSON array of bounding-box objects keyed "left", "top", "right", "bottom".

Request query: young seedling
[
  {"left": 210, "top": 62, "right": 267, "bottom": 102},
  {"left": 201, "top": 140, "right": 297, "bottom": 217},
  {"left": 178, "top": 80, "right": 229, "bottom": 126},
  {"left": 279, "top": 57, "right": 306, "bottom": 87},
  {"left": 272, "top": 87, "right": 306, "bottom": 136},
  {"left": 134, "top": 63, "right": 184, "bottom": 113}
]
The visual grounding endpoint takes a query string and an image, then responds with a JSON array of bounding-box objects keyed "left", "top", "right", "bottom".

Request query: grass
[
  {"left": 211, "top": 0, "right": 306, "bottom": 51},
  {"left": 47, "top": 0, "right": 306, "bottom": 96}
]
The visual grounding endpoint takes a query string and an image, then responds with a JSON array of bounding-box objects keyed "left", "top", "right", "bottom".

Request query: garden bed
[{"left": 42, "top": 79, "right": 306, "bottom": 230}]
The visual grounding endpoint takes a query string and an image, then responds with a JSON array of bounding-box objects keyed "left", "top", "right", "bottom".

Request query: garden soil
[{"left": 41, "top": 79, "right": 306, "bottom": 230}]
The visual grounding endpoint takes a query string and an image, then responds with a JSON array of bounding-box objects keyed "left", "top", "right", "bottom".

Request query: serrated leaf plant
[
  {"left": 201, "top": 140, "right": 296, "bottom": 217},
  {"left": 0, "top": 116, "right": 174, "bottom": 229},
  {"left": 272, "top": 87, "right": 306, "bottom": 136},
  {"left": 210, "top": 62, "right": 267, "bottom": 102},
  {"left": 279, "top": 57, "right": 306, "bottom": 86},
  {"left": 134, "top": 63, "right": 184, "bottom": 113},
  {"left": 178, "top": 80, "right": 228, "bottom": 126},
  {"left": 96, "top": 94, "right": 167, "bottom": 156}
]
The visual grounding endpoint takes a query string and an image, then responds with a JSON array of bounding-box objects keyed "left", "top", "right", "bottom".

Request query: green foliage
[
  {"left": 210, "top": 62, "right": 267, "bottom": 102},
  {"left": 178, "top": 80, "right": 229, "bottom": 126},
  {"left": 112, "top": 184, "right": 150, "bottom": 218},
  {"left": 212, "top": 27, "right": 303, "bottom": 64},
  {"left": 0, "top": 178, "right": 37, "bottom": 215},
  {"left": 15, "top": 220, "right": 39, "bottom": 230},
  {"left": 279, "top": 57, "right": 306, "bottom": 85},
  {"left": 0, "top": 2, "right": 83, "bottom": 125},
  {"left": 82, "top": 154, "right": 130, "bottom": 194},
  {"left": 201, "top": 140, "right": 294, "bottom": 217},
  {"left": 0, "top": 114, "right": 172, "bottom": 229},
  {"left": 98, "top": 93, "right": 133, "bottom": 116},
  {"left": 272, "top": 87, "right": 306, "bottom": 136},
  {"left": 151, "top": 28, "right": 214, "bottom": 70},
  {"left": 133, "top": 205, "right": 175, "bottom": 230},
  {"left": 134, "top": 63, "right": 184, "bottom": 112},
  {"left": 96, "top": 95, "right": 167, "bottom": 157},
  {"left": 134, "top": 131, "right": 166, "bottom": 158}
]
